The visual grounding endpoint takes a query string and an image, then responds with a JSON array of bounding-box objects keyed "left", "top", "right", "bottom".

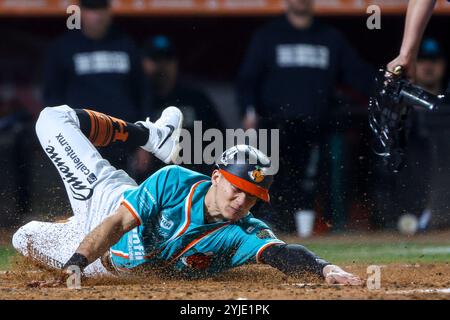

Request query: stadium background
[{"left": 2, "top": 0, "right": 450, "bottom": 229}]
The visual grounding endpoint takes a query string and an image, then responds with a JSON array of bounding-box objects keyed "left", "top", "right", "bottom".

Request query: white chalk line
[{"left": 284, "top": 283, "right": 450, "bottom": 295}]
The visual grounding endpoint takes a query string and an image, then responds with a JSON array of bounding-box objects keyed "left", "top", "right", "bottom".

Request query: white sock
[{"left": 138, "top": 120, "right": 160, "bottom": 152}]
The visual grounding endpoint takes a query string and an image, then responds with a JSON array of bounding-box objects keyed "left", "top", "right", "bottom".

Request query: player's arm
[
  {"left": 387, "top": 0, "right": 437, "bottom": 80},
  {"left": 260, "top": 244, "right": 362, "bottom": 285},
  {"left": 63, "top": 204, "right": 138, "bottom": 271}
]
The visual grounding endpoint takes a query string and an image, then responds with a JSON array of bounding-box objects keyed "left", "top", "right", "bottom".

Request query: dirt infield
[{"left": 0, "top": 260, "right": 449, "bottom": 300}]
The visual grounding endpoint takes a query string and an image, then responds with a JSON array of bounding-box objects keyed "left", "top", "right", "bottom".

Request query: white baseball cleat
[{"left": 136, "top": 106, "right": 183, "bottom": 164}]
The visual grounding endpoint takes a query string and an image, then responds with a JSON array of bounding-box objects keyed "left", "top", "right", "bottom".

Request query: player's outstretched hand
[
  {"left": 387, "top": 54, "right": 416, "bottom": 82},
  {"left": 322, "top": 265, "right": 363, "bottom": 286}
]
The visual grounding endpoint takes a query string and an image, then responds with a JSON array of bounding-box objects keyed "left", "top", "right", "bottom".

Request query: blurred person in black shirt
[
  {"left": 42, "top": 0, "right": 147, "bottom": 170},
  {"left": 237, "top": 0, "right": 375, "bottom": 233},
  {"left": 133, "top": 35, "right": 224, "bottom": 179}
]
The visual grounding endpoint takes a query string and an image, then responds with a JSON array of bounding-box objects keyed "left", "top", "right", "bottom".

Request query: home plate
[{"left": 386, "top": 288, "right": 450, "bottom": 295}]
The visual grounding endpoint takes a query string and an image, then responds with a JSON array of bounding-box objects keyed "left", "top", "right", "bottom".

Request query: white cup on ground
[{"left": 295, "top": 210, "right": 316, "bottom": 238}]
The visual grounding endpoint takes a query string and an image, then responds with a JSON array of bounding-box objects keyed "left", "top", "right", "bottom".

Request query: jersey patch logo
[
  {"left": 159, "top": 214, "right": 174, "bottom": 230},
  {"left": 246, "top": 226, "right": 256, "bottom": 233},
  {"left": 256, "top": 229, "right": 276, "bottom": 240}
]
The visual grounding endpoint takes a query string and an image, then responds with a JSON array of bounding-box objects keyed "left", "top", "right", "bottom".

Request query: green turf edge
[
  {"left": 0, "top": 247, "right": 15, "bottom": 270},
  {"left": 306, "top": 243, "right": 450, "bottom": 264},
  {"left": 1, "top": 242, "right": 449, "bottom": 271}
]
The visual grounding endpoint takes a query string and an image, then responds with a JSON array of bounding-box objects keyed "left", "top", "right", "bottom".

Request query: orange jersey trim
[
  {"left": 170, "top": 223, "right": 230, "bottom": 263},
  {"left": 256, "top": 242, "right": 282, "bottom": 264},
  {"left": 111, "top": 250, "right": 129, "bottom": 259},
  {"left": 122, "top": 200, "right": 142, "bottom": 226},
  {"left": 173, "top": 180, "right": 207, "bottom": 239}
]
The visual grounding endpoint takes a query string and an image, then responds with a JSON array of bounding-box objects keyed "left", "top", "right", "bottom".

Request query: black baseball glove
[{"left": 368, "top": 68, "right": 444, "bottom": 172}]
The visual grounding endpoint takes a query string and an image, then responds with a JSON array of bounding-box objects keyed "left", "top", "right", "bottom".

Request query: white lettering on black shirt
[
  {"left": 276, "top": 44, "right": 329, "bottom": 69},
  {"left": 74, "top": 51, "right": 130, "bottom": 75}
]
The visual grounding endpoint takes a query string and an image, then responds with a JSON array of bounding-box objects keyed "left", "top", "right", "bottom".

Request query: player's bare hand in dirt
[
  {"left": 387, "top": 54, "right": 416, "bottom": 82},
  {"left": 323, "top": 265, "right": 363, "bottom": 286}
]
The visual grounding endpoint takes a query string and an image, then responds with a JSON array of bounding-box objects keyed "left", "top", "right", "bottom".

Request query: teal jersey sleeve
[
  {"left": 121, "top": 165, "right": 182, "bottom": 225},
  {"left": 229, "top": 216, "right": 285, "bottom": 267}
]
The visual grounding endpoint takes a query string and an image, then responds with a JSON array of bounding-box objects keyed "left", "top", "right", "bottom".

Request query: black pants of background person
[
  {"left": 395, "top": 134, "right": 432, "bottom": 220},
  {"left": 371, "top": 105, "right": 450, "bottom": 230},
  {"left": 427, "top": 129, "right": 450, "bottom": 228},
  {"left": 0, "top": 113, "right": 36, "bottom": 227},
  {"left": 253, "top": 118, "right": 333, "bottom": 234},
  {"left": 370, "top": 110, "right": 433, "bottom": 229},
  {"left": 411, "top": 105, "right": 450, "bottom": 229}
]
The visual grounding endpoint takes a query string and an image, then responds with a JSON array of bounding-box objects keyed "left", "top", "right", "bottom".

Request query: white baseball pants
[{"left": 12, "top": 105, "right": 138, "bottom": 275}]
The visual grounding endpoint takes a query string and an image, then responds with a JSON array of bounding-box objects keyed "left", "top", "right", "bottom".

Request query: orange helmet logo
[{"left": 250, "top": 166, "right": 265, "bottom": 183}]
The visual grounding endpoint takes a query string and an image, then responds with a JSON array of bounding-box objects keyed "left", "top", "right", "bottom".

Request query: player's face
[
  {"left": 285, "top": 0, "right": 313, "bottom": 16},
  {"left": 212, "top": 171, "right": 258, "bottom": 222}
]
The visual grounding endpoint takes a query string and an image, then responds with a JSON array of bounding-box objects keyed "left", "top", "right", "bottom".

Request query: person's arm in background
[
  {"left": 387, "top": 0, "right": 437, "bottom": 81},
  {"left": 42, "top": 41, "right": 68, "bottom": 107},
  {"left": 236, "top": 32, "right": 267, "bottom": 129}
]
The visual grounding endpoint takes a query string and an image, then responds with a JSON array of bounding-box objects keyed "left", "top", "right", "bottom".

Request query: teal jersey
[{"left": 110, "top": 165, "right": 284, "bottom": 277}]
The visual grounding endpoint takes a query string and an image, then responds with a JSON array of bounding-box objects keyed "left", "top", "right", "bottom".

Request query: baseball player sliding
[{"left": 12, "top": 105, "right": 361, "bottom": 286}]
